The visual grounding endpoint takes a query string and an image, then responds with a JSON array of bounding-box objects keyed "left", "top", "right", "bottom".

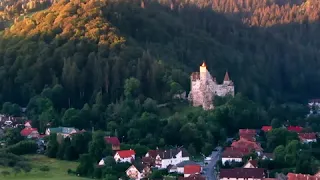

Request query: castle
[{"left": 188, "top": 62, "right": 235, "bottom": 110}]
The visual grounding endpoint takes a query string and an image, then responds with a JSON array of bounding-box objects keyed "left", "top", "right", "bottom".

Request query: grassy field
[{"left": 0, "top": 155, "right": 91, "bottom": 180}]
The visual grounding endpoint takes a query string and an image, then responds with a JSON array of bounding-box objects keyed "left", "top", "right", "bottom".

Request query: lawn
[{"left": 0, "top": 155, "right": 91, "bottom": 180}]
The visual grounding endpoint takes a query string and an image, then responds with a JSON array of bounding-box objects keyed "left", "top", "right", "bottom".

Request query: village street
[{"left": 204, "top": 146, "right": 222, "bottom": 180}]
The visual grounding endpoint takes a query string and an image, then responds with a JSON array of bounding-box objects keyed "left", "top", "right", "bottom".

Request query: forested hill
[{"left": 1, "top": 0, "right": 320, "bottom": 108}]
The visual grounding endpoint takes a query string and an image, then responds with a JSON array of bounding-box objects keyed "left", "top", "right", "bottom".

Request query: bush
[
  {"left": 39, "top": 165, "right": 50, "bottom": 172},
  {"left": 6, "top": 141, "right": 38, "bottom": 155}
]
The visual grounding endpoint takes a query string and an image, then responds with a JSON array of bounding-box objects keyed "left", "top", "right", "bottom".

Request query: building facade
[{"left": 188, "top": 62, "right": 234, "bottom": 110}]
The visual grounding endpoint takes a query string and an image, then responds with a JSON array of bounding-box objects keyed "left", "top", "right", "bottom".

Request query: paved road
[{"left": 204, "top": 147, "right": 222, "bottom": 180}]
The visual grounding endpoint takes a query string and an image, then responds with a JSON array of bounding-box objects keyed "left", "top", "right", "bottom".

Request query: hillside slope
[{"left": 0, "top": 0, "right": 320, "bottom": 107}]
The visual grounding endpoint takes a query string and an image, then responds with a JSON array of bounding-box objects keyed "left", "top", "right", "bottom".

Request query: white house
[
  {"left": 221, "top": 148, "right": 246, "bottom": 165},
  {"left": 126, "top": 164, "right": 151, "bottom": 180},
  {"left": 145, "top": 148, "right": 190, "bottom": 169},
  {"left": 219, "top": 168, "right": 265, "bottom": 180},
  {"left": 114, "top": 149, "right": 135, "bottom": 163},
  {"left": 299, "top": 133, "right": 317, "bottom": 144}
]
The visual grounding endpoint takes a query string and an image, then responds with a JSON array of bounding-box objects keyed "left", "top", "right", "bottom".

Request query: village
[{"left": 2, "top": 103, "right": 320, "bottom": 180}]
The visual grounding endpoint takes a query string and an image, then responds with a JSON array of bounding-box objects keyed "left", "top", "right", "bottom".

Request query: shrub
[
  {"left": 6, "top": 141, "right": 38, "bottom": 155},
  {"left": 39, "top": 165, "right": 50, "bottom": 172}
]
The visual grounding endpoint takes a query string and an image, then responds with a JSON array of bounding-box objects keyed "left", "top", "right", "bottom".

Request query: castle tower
[
  {"left": 223, "top": 71, "right": 230, "bottom": 84},
  {"left": 200, "top": 62, "right": 207, "bottom": 81}
]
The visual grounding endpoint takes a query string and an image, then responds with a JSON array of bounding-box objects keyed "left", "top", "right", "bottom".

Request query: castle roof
[
  {"left": 201, "top": 62, "right": 206, "bottom": 67},
  {"left": 224, "top": 71, "right": 230, "bottom": 81}
]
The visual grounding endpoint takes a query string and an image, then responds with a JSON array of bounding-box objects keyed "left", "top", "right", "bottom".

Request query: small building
[
  {"left": 287, "top": 126, "right": 303, "bottom": 133},
  {"left": 261, "top": 126, "right": 272, "bottom": 132},
  {"left": 298, "top": 133, "right": 317, "bottom": 143},
  {"left": 45, "top": 127, "right": 78, "bottom": 138},
  {"left": 104, "top": 136, "right": 120, "bottom": 150},
  {"left": 219, "top": 168, "right": 265, "bottom": 180},
  {"left": 176, "top": 160, "right": 199, "bottom": 174},
  {"left": 243, "top": 158, "right": 258, "bottom": 168},
  {"left": 20, "top": 127, "right": 39, "bottom": 139},
  {"left": 221, "top": 148, "right": 248, "bottom": 165},
  {"left": 126, "top": 163, "right": 151, "bottom": 180},
  {"left": 114, "top": 149, "right": 135, "bottom": 163},
  {"left": 231, "top": 138, "right": 263, "bottom": 154},
  {"left": 183, "top": 164, "right": 201, "bottom": 177},
  {"left": 24, "top": 121, "right": 32, "bottom": 128},
  {"left": 145, "top": 148, "right": 190, "bottom": 169},
  {"left": 287, "top": 173, "right": 320, "bottom": 180}
]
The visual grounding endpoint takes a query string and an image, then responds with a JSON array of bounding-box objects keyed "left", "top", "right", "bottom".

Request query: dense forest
[{"left": 1, "top": 0, "right": 320, "bottom": 108}]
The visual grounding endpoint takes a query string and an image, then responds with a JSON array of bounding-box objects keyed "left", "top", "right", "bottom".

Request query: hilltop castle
[{"left": 188, "top": 62, "right": 235, "bottom": 110}]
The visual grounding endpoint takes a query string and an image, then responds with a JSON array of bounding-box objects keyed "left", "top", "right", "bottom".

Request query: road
[{"left": 203, "top": 147, "right": 222, "bottom": 180}]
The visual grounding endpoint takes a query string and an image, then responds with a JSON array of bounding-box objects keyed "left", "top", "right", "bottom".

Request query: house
[
  {"left": 176, "top": 160, "right": 199, "bottom": 174},
  {"left": 287, "top": 173, "right": 320, "bottom": 180},
  {"left": 219, "top": 168, "right": 265, "bottom": 180},
  {"left": 45, "top": 127, "right": 78, "bottom": 138},
  {"left": 104, "top": 136, "right": 120, "bottom": 150},
  {"left": 261, "top": 126, "right": 272, "bottom": 132},
  {"left": 114, "top": 149, "right": 135, "bottom": 163},
  {"left": 126, "top": 163, "right": 151, "bottom": 180},
  {"left": 239, "top": 129, "right": 256, "bottom": 136},
  {"left": 221, "top": 147, "right": 250, "bottom": 165},
  {"left": 24, "top": 121, "right": 32, "bottom": 128},
  {"left": 261, "top": 153, "right": 274, "bottom": 160},
  {"left": 184, "top": 164, "right": 201, "bottom": 177},
  {"left": 145, "top": 148, "right": 190, "bottom": 169},
  {"left": 243, "top": 158, "right": 258, "bottom": 168},
  {"left": 240, "top": 134, "right": 256, "bottom": 142},
  {"left": 231, "top": 138, "right": 263, "bottom": 154},
  {"left": 287, "top": 126, "right": 303, "bottom": 133},
  {"left": 298, "top": 133, "right": 317, "bottom": 143},
  {"left": 178, "top": 174, "right": 206, "bottom": 180},
  {"left": 20, "top": 127, "right": 39, "bottom": 139}
]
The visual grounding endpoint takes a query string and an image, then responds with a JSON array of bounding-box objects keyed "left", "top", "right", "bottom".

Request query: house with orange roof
[
  {"left": 104, "top": 136, "right": 121, "bottom": 150},
  {"left": 183, "top": 164, "right": 202, "bottom": 177},
  {"left": 114, "top": 149, "right": 136, "bottom": 163},
  {"left": 298, "top": 133, "right": 317, "bottom": 143},
  {"left": 231, "top": 138, "right": 263, "bottom": 154}
]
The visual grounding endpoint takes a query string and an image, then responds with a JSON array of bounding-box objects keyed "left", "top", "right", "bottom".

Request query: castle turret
[
  {"left": 223, "top": 71, "right": 231, "bottom": 84},
  {"left": 200, "top": 62, "right": 207, "bottom": 82}
]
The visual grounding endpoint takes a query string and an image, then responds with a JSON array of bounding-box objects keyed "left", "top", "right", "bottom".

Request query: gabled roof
[
  {"left": 220, "top": 168, "right": 265, "bottom": 178},
  {"left": 224, "top": 71, "right": 230, "bottom": 81},
  {"left": 240, "top": 134, "right": 256, "bottom": 142},
  {"left": 148, "top": 148, "right": 189, "bottom": 160},
  {"left": 20, "top": 128, "right": 38, "bottom": 136},
  {"left": 222, "top": 148, "right": 249, "bottom": 158},
  {"left": 178, "top": 174, "right": 206, "bottom": 180},
  {"left": 244, "top": 159, "right": 258, "bottom": 168},
  {"left": 116, "top": 149, "right": 135, "bottom": 158},
  {"left": 239, "top": 129, "right": 256, "bottom": 135},
  {"left": 184, "top": 165, "right": 201, "bottom": 174},
  {"left": 104, "top": 136, "right": 120, "bottom": 146},
  {"left": 287, "top": 126, "right": 303, "bottom": 132},
  {"left": 48, "top": 127, "right": 77, "bottom": 134},
  {"left": 176, "top": 160, "right": 198, "bottom": 167},
  {"left": 231, "top": 138, "right": 263, "bottom": 151},
  {"left": 299, "top": 133, "right": 317, "bottom": 140},
  {"left": 287, "top": 173, "right": 320, "bottom": 180},
  {"left": 261, "top": 126, "right": 272, "bottom": 132}
]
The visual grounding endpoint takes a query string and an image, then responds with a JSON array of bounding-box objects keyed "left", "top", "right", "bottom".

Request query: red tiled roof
[
  {"left": 299, "top": 133, "right": 317, "bottom": 140},
  {"left": 142, "top": 156, "right": 155, "bottom": 166},
  {"left": 184, "top": 165, "right": 201, "bottom": 174},
  {"left": 104, "top": 136, "right": 120, "bottom": 146},
  {"left": 178, "top": 174, "right": 206, "bottom": 180},
  {"left": 222, "top": 149, "right": 246, "bottom": 158},
  {"left": 224, "top": 147, "right": 251, "bottom": 154},
  {"left": 261, "top": 126, "right": 272, "bottom": 132},
  {"left": 240, "top": 134, "right": 256, "bottom": 142},
  {"left": 231, "top": 138, "right": 263, "bottom": 151},
  {"left": 287, "top": 173, "right": 320, "bottom": 180},
  {"left": 146, "top": 150, "right": 161, "bottom": 158},
  {"left": 20, "top": 128, "right": 38, "bottom": 136},
  {"left": 220, "top": 168, "right": 265, "bottom": 178},
  {"left": 287, "top": 126, "right": 303, "bottom": 132},
  {"left": 116, "top": 150, "right": 135, "bottom": 158}
]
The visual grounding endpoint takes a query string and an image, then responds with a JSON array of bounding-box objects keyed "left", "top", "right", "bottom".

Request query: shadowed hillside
[{"left": 0, "top": 0, "right": 320, "bottom": 108}]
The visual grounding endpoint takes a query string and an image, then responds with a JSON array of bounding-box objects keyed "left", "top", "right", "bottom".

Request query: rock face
[{"left": 188, "top": 62, "right": 234, "bottom": 110}]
